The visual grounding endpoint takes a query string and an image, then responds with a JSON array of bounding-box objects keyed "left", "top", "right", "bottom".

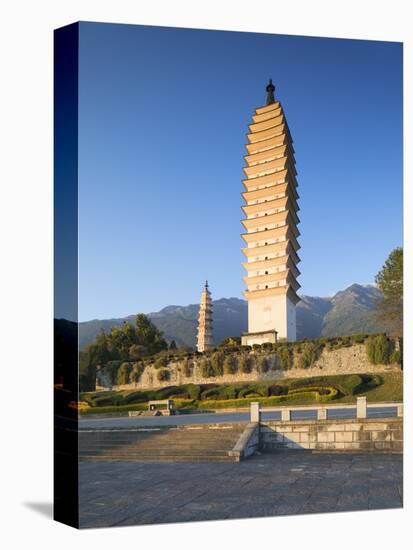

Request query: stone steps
[
  {"left": 79, "top": 444, "right": 240, "bottom": 450},
  {"left": 78, "top": 437, "right": 242, "bottom": 447},
  {"left": 79, "top": 445, "right": 235, "bottom": 453},
  {"left": 78, "top": 425, "right": 245, "bottom": 462},
  {"left": 79, "top": 449, "right": 234, "bottom": 457},
  {"left": 78, "top": 433, "right": 242, "bottom": 440},
  {"left": 79, "top": 435, "right": 240, "bottom": 441},
  {"left": 79, "top": 454, "right": 239, "bottom": 462}
]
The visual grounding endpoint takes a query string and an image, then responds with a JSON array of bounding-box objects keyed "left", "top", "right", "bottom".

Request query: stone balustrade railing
[{"left": 250, "top": 397, "right": 403, "bottom": 422}]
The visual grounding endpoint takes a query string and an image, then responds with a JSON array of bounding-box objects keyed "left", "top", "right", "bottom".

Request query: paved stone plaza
[{"left": 79, "top": 452, "right": 402, "bottom": 528}]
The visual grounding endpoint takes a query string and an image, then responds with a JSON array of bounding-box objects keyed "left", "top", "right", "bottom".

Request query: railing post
[
  {"left": 397, "top": 404, "right": 403, "bottom": 417},
  {"left": 356, "top": 396, "right": 367, "bottom": 419},
  {"left": 281, "top": 408, "right": 291, "bottom": 422},
  {"left": 250, "top": 401, "right": 261, "bottom": 423},
  {"left": 317, "top": 407, "right": 327, "bottom": 421}
]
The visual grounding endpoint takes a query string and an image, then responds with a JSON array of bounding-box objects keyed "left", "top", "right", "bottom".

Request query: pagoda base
[{"left": 241, "top": 330, "right": 277, "bottom": 347}]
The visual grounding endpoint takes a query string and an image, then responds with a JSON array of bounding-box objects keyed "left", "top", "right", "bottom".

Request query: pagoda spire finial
[{"left": 265, "top": 78, "right": 275, "bottom": 105}]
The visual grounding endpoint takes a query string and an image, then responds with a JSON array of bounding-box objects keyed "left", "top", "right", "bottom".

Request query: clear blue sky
[{"left": 77, "top": 22, "right": 402, "bottom": 321}]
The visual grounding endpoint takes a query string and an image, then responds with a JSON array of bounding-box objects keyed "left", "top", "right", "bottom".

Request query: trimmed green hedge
[
  {"left": 82, "top": 402, "right": 148, "bottom": 415},
  {"left": 201, "top": 388, "right": 338, "bottom": 409},
  {"left": 288, "top": 386, "right": 338, "bottom": 397},
  {"left": 80, "top": 372, "right": 388, "bottom": 414}
]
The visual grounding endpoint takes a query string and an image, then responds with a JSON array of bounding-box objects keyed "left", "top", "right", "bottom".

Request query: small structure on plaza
[
  {"left": 241, "top": 79, "right": 301, "bottom": 345},
  {"left": 197, "top": 281, "right": 213, "bottom": 352},
  {"left": 148, "top": 399, "right": 175, "bottom": 415}
]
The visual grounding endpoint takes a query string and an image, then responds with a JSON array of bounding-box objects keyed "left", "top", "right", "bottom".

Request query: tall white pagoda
[{"left": 241, "top": 80, "right": 300, "bottom": 345}]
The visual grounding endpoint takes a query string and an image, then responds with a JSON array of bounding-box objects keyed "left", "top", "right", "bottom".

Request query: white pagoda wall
[{"left": 248, "top": 293, "right": 296, "bottom": 341}]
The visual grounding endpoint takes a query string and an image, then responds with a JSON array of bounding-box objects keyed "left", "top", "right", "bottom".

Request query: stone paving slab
[{"left": 79, "top": 452, "right": 402, "bottom": 528}]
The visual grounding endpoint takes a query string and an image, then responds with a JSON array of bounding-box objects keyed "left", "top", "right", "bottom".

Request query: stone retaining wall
[
  {"left": 260, "top": 418, "right": 403, "bottom": 452},
  {"left": 111, "top": 343, "right": 400, "bottom": 391}
]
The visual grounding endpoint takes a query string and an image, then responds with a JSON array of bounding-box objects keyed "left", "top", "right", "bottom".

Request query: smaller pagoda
[{"left": 197, "top": 281, "right": 213, "bottom": 352}]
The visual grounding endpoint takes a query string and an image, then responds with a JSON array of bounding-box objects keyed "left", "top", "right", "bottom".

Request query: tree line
[{"left": 79, "top": 314, "right": 168, "bottom": 391}]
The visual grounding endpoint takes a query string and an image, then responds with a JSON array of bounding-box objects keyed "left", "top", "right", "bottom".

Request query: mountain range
[{"left": 78, "top": 283, "right": 385, "bottom": 350}]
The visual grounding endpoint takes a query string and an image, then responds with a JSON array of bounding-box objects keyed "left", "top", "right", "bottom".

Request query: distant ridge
[{"left": 78, "top": 284, "right": 385, "bottom": 350}]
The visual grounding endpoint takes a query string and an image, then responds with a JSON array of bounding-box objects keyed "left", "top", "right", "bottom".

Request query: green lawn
[
  {"left": 80, "top": 372, "right": 403, "bottom": 415},
  {"left": 335, "top": 372, "right": 403, "bottom": 403}
]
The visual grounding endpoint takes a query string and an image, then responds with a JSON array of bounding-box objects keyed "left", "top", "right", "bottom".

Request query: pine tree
[{"left": 375, "top": 247, "right": 403, "bottom": 336}]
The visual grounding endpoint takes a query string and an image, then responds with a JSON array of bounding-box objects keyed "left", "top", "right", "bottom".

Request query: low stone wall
[
  {"left": 112, "top": 343, "right": 400, "bottom": 391},
  {"left": 260, "top": 418, "right": 403, "bottom": 453},
  {"left": 229, "top": 423, "right": 260, "bottom": 460}
]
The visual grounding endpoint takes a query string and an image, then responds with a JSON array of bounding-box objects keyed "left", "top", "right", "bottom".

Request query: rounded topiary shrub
[
  {"left": 366, "top": 334, "right": 392, "bottom": 365},
  {"left": 220, "top": 386, "right": 237, "bottom": 400},
  {"left": 154, "top": 355, "right": 169, "bottom": 369},
  {"left": 390, "top": 349, "right": 401, "bottom": 364},
  {"left": 200, "top": 387, "right": 221, "bottom": 400},
  {"left": 223, "top": 355, "right": 238, "bottom": 375},
  {"left": 130, "top": 362, "right": 145, "bottom": 383},
  {"left": 239, "top": 355, "right": 252, "bottom": 374},
  {"left": 117, "top": 362, "right": 132, "bottom": 385},
  {"left": 210, "top": 351, "right": 225, "bottom": 376},
  {"left": 238, "top": 386, "right": 253, "bottom": 398},
  {"left": 186, "top": 383, "right": 201, "bottom": 400},
  {"left": 157, "top": 368, "right": 171, "bottom": 382},
  {"left": 256, "top": 355, "right": 269, "bottom": 373},
  {"left": 269, "top": 384, "right": 286, "bottom": 396},
  {"left": 250, "top": 383, "right": 270, "bottom": 397},
  {"left": 298, "top": 342, "right": 319, "bottom": 369},
  {"left": 200, "top": 358, "right": 214, "bottom": 378},
  {"left": 278, "top": 346, "right": 292, "bottom": 370},
  {"left": 182, "top": 359, "right": 193, "bottom": 378}
]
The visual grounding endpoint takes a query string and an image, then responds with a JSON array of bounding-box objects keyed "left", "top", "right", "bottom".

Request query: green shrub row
[
  {"left": 97, "top": 333, "right": 399, "bottom": 389},
  {"left": 81, "top": 371, "right": 386, "bottom": 412},
  {"left": 201, "top": 387, "right": 338, "bottom": 409},
  {"left": 82, "top": 402, "right": 148, "bottom": 415},
  {"left": 288, "top": 385, "right": 338, "bottom": 397}
]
